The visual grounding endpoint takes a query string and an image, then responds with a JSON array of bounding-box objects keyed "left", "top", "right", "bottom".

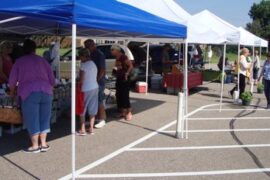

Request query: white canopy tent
[{"left": 187, "top": 10, "right": 240, "bottom": 45}]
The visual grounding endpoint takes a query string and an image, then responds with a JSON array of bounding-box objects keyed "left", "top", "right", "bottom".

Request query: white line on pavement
[
  {"left": 76, "top": 168, "right": 270, "bottom": 178},
  {"left": 161, "top": 128, "right": 270, "bottom": 133},
  {"left": 201, "top": 109, "right": 269, "bottom": 111},
  {"left": 188, "top": 117, "right": 270, "bottom": 120},
  {"left": 59, "top": 103, "right": 221, "bottom": 180},
  {"left": 127, "top": 144, "right": 270, "bottom": 151}
]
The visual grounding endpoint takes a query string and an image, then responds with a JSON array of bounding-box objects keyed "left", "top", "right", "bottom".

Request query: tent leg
[
  {"left": 71, "top": 24, "right": 77, "bottom": 180},
  {"left": 184, "top": 41, "right": 188, "bottom": 139},
  {"left": 219, "top": 43, "right": 227, "bottom": 112},
  {"left": 145, "top": 42, "right": 150, "bottom": 94},
  {"left": 237, "top": 43, "right": 240, "bottom": 99},
  {"left": 250, "top": 46, "right": 255, "bottom": 93}
]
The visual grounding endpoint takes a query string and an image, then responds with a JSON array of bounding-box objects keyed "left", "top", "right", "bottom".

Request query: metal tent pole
[
  {"left": 250, "top": 46, "right": 255, "bottom": 93},
  {"left": 71, "top": 24, "right": 77, "bottom": 180},
  {"left": 237, "top": 43, "right": 241, "bottom": 100},
  {"left": 184, "top": 41, "right": 188, "bottom": 139},
  {"left": 219, "top": 43, "right": 227, "bottom": 112},
  {"left": 145, "top": 42, "right": 150, "bottom": 94}
]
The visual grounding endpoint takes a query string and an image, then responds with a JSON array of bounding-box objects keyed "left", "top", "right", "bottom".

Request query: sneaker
[
  {"left": 95, "top": 120, "right": 106, "bottom": 129},
  {"left": 40, "top": 145, "right": 50, "bottom": 152},
  {"left": 22, "top": 147, "right": 41, "bottom": 154}
]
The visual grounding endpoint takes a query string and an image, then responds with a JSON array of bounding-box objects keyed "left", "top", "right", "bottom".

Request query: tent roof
[
  {"left": 238, "top": 27, "right": 268, "bottom": 47},
  {"left": 238, "top": 27, "right": 257, "bottom": 47},
  {"left": 187, "top": 10, "right": 240, "bottom": 44},
  {"left": 0, "top": 0, "right": 187, "bottom": 39},
  {"left": 118, "top": 0, "right": 191, "bottom": 25}
]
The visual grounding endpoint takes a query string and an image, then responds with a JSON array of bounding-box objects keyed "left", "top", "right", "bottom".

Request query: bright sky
[{"left": 175, "top": 0, "right": 262, "bottom": 27}]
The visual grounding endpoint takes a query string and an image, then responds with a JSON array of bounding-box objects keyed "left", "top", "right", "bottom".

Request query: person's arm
[
  {"left": 97, "top": 53, "right": 106, "bottom": 82},
  {"left": 124, "top": 59, "right": 133, "bottom": 81},
  {"left": 0, "top": 57, "right": 8, "bottom": 82},
  {"left": 258, "top": 61, "right": 266, "bottom": 81},
  {"left": 79, "top": 70, "right": 85, "bottom": 87}
]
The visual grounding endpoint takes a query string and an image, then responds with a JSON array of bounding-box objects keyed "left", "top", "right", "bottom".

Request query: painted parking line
[
  {"left": 201, "top": 108, "right": 269, "bottom": 111},
  {"left": 188, "top": 117, "right": 270, "bottom": 121},
  {"left": 127, "top": 144, "right": 270, "bottom": 152},
  {"left": 161, "top": 128, "right": 270, "bottom": 133},
  {"left": 59, "top": 103, "right": 221, "bottom": 180},
  {"left": 76, "top": 168, "right": 270, "bottom": 178}
]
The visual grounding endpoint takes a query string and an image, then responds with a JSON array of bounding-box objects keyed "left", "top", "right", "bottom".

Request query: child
[{"left": 77, "top": 48, "right": 98, "bottom": 135}]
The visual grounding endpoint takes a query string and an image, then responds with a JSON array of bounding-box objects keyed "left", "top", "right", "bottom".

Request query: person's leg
[
  {"left": 115, "top": 79, "right": 122, "bottom": 112},
  {"left": 264, "top": 80, "right": 270, "bottom": 106},
  {"left": 95, "top": 85, "right": 106, "bottom": 128},
  {"left": 116, "top": 79, "right": 125, "bottom": 116},
  {"left": 21, "top": 93, "right": 41, "bottom": 151},
  {"left": 239, "top": 74, "right": 246, "bottom": 97},
  {"left": 87, "top": 89, "right": 98, "bottom": 134},
  {"left": 122, "top": 81, "right": 132, "bottom": 121},
  {"left": 39, "top": 93, "right": 52, "bottom": 148}
]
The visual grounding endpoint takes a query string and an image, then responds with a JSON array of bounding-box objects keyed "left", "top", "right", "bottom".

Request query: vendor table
[{"left": 163, "top": 72, "right": 203, "bottom": 94}]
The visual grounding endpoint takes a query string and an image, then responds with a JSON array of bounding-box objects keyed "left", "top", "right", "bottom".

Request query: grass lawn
[
  {"left": 208, "top": 52, "right": 267, "bottom": 64},
  {"left": 36, "top": 48, "right": 70, "bottom": 57}
]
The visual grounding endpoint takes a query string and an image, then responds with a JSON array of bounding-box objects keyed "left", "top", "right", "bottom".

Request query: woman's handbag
[{"left": 0, "top": 97, "right": 22, "bottom": 124}]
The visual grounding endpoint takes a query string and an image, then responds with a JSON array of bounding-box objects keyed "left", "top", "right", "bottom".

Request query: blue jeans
[{"left": 22, "top": 92, "right": 53, "bottom": 136}]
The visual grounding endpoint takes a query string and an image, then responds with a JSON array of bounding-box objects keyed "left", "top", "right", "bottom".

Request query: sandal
[{"left": 76, "top": 131, "right": 87, "bottom": 136}]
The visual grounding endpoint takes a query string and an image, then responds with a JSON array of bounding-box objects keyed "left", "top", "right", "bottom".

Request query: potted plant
[
  {"left": 240, "top": 91, "right": 253, "bottom": 106},
  {"left": 257, "top": 83, "right": 264, "bottom": 94}
]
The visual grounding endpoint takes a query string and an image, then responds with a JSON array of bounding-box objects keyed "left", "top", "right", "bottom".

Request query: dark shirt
[
  {"left": 115, "top": 54, "right": 128, "bottom": 80},
  {"left": 90, "top": 49, "right": 106, "bottom": 86}
]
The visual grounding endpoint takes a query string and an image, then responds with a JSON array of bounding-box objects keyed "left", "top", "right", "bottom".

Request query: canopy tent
[
  {"left": 118, "top": 0, "right": 191, "bottom": 25},
  {"left": 255, "top": 36, "right": 268, "bottom": 48},
  {"left": 0, "top": 0, "right": 187, "bottom": 39},
  {"left": 238, "top": 27, "right": 258, "bottom": 47},
  {"left": 187, "top": 10, "right": 240, "bottom": 44},
  {"left": 0, "top": 0, "right": 187, "bottom": 179}
]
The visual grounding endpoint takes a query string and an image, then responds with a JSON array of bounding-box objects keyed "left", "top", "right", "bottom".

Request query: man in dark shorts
[{"left": 84, "top": 39, "right": 106, "bottom": 128}]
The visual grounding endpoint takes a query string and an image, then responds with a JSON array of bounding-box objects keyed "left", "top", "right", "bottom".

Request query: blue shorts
[
  {"left": 98, "top": 85, "right": 105, "bottom": 106},
  {"left": 22, "top": 92, "right": 53, "bottom": 136}
]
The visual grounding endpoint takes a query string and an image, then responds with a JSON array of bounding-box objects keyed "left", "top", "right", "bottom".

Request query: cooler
[{"left": 136, "top": 82, "right": 148, "bottom": 93}]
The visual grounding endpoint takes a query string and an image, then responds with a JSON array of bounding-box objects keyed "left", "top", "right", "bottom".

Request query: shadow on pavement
[{"left": 0, "top": 97, "right": 165, "bottom": 156}]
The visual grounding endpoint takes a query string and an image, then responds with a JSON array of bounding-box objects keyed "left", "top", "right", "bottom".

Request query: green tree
[{"left": 246, "top": 0, "right": 270, "bottom": 49}]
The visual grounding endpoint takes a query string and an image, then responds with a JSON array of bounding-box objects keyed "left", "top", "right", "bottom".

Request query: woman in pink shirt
[{"left": 9, "top": 39, "right": 55, "bottom": 153}]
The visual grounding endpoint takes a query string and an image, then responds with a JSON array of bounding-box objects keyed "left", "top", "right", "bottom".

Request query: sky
[{"left": 175, "top": 0, "right": 262, "bottom": 27}]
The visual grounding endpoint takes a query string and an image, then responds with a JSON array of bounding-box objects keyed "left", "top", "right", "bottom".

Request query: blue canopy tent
[
  {"left": 0, "top": 1, "right": 187, "bottom": 179},
  {"left": 0, "top": 0, "right": 186, "bottom": 39}
]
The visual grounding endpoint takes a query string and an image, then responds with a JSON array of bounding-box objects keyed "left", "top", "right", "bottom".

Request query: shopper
[
  {"left": 0, "top": 41, "right": 13, "bottom": 84},
  {"left": 259, "top": 52, "right": 270, "bottom": 109},
  {"left": 77, "top": 48, "right": 98, "bottom": 135},
  {"left": 253, "top": 50, "right": 261, "bottom": 85},
  {"left": 161, "top": 44, "right": 172, "bottom": 74},
  {"left": 111, "top": 45, "right": 133, "bottom": 121},
  {"left": 84, "top": 39, "right": 106, "bottom": 129},
  {"left": 230, "top": 48, "right": 251, "bottom": 98},
  {"left": 9, "top": 39, "right": 55, "bottom": 153}
]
